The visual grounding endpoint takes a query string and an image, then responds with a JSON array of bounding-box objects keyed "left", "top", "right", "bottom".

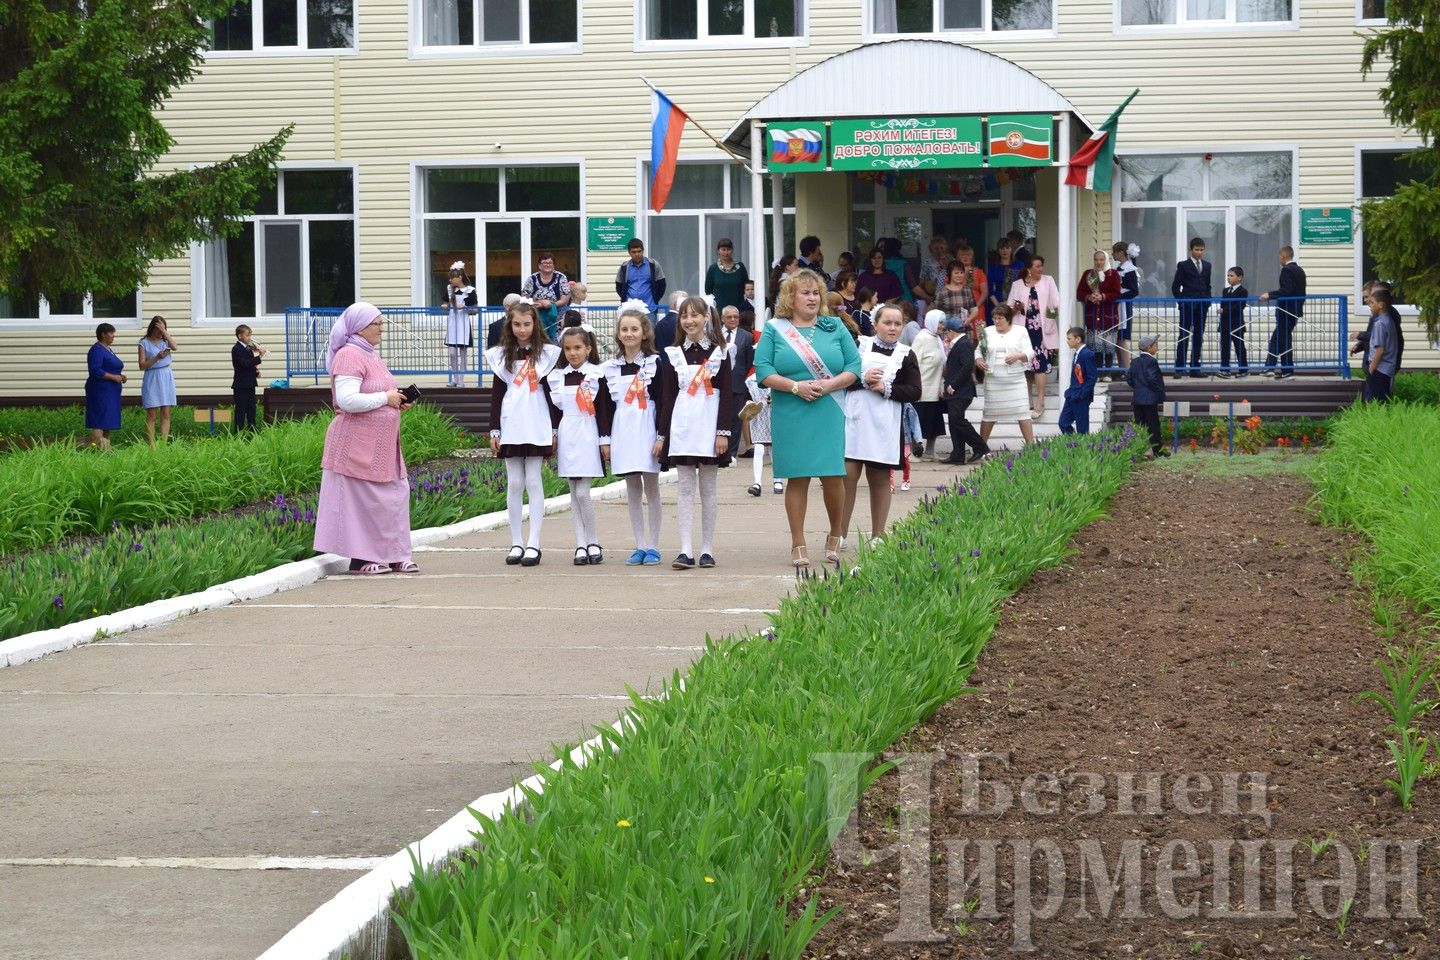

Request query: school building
[{"left": 1, "top": 0, "right": 1433, "bottom": 398}]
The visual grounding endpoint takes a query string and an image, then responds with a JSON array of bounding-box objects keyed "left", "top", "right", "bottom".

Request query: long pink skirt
[{"left": 313, "top": 469, "right": 412, "bottom": 564}]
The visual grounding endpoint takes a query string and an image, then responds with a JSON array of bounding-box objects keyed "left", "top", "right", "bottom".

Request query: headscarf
[
  {"left": 924, "top": 308, "right": 945, "bottom": 335},
  {"left": 327, "top": 302, "right": 380, "bottom": 372}
]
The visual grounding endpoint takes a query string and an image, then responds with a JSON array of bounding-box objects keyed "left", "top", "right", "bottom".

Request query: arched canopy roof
[{"left": 721, "top": 39, "right": 1092, "bottom": 152}]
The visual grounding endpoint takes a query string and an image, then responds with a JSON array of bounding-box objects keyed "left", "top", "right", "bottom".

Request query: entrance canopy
[{"left": 721, "top": 39, "right": 1093, "bottom": 156}]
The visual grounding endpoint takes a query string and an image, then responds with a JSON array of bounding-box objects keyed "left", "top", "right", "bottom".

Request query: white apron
[
  {"left": 845, "top": 337, "right": 909, "bottom": 466},
  {"left": 601, "top": 354, "right": 661, "bottom": 475},
  {"left": 546, "top": 363, "right": 604, "bottom": 478},
  {"left": 485, "top": 343, "right": 560, "bottom": 447},
  {"left": 664, "top": 344, "right": 725, "bottom": 460},
  {"left": 445, "top": 285, "right": 475, "bottom": 347}
]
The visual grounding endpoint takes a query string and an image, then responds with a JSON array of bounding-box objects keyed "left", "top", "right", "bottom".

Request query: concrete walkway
[{"left": 0, "top": 454, "right": 968, "bottom": 960}]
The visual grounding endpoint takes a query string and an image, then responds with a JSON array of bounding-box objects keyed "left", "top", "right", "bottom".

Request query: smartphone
[{"left": 400, "top": 384, "right": 422, "bottom": 404}]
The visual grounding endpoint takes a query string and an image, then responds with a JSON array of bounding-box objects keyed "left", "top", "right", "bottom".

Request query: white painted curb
[{"left": 0, "top": 471, "right": 674, "bottom": 670}]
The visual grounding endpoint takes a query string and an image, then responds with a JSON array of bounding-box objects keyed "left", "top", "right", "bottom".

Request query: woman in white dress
[
  {"left": 443, "top": 262, "right": 477, "bottom": 387},
  {"left": 976, "top": 304, "right": 1037, "bottom": 446}
]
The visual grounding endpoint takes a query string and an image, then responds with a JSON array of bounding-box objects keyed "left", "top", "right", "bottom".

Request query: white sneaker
[
  {"left": 900, "top": 480, "right": 911, "bottom": 491},
  {"left": 773, "top": 481, "right": 784, "bottom": 494}
]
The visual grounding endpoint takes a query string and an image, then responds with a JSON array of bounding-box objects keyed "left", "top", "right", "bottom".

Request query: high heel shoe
[
  {"left": 791, "top": 545, "right": 810, "bottom": 569},
  {"left": 824, "top": 535, "right": 843, "bottom": 563}
]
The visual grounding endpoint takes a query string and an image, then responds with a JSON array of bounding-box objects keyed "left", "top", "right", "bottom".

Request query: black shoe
[
  {"left": 520, "top": 547, "right": 541, "bottom": 567},
  {"left": 940, "top": 456, "right": 965, "bottom": 465},
  {"left": 967, "top": 449, "right": 991, "bottom": 463},
  {"left": 738, "top": 449, "right": 755, "bottom": 459},
  {"left": 698, "top": 553, "right": 716, "bottom": 568},
  {"left": 587, "top": 544, "right": 603, "bottom": 564},
  {"left": 1216, "top": 371, "right": 1233, "bottom": 379},
  {"left": 573, "top": 547, "right": 589, "bottom": 566},
  {"left": 672, "top": 553, "right": 696, "bottom": 569},
  {"left": 747, "top": 483, "right": 762, "bottom": 497},
  {"left": 1275, "top": 372, "right": 1295, "bottom": 381},
  {"left": 505, "top": 545, "right": 524, "bottom": 566}
]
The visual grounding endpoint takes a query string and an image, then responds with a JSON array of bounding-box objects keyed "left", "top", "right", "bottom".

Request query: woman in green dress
[{"left": 755, "top": 268, "right": 862, "bottom": 568}]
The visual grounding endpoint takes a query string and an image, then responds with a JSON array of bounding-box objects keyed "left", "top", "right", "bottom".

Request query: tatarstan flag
[
  {"left": 988, "top": 116, "right": 1052, "bottom": 164},
  {"left": 1065, "top": 89, "right": 1139, "bottom": 192}
]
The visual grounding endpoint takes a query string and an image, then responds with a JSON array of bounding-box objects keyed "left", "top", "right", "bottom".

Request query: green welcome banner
[{"left": 830, "top": 116, "right": 984, "bottom": 171}]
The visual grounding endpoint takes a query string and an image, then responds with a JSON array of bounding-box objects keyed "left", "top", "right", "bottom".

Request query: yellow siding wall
[{"left": 2, "top": 0, "right": 1433, "bottom": 397}]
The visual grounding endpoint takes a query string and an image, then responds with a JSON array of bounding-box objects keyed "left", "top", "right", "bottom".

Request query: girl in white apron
[
  {"left": 657, "top": 297, "right": 733, "bottom": 570},
  {"left": 547, "top": 326, "right": 609, "bottom": 566},
  {"left": 486, "top": 301, "right": 561, "bottom": 567},
  {"left": 598, "top": 302, "right": 664, "bottom": 566},
  {"left": 841, "top": 303, "right": 922, "bottom": 544},
  {"left": 443, "top": 262, "right": 477, "bottom": 387}
]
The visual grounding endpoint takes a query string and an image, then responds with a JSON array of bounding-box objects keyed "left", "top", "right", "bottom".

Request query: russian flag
[
  {"left": 650, "top": 87, "right": 689, "bottom": 213},
  {"left": 768, "top": 127, "right": 823, "bottom": 165}
]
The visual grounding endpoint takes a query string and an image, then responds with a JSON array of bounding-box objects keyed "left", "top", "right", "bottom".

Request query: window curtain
[
  {"left": 205, "top": 238, "right": 232, "bottom": 318},
  {"left": 873, "top": 0, "right": 898, "bottom": 32},
  {"left": 425, "top": 0, "right": 461, "bottom": 45}
]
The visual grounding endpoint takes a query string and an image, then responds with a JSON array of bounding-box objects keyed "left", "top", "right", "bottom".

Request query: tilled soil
[{"left": 803, "top": 463, "right": 1440, "bottom": 959}]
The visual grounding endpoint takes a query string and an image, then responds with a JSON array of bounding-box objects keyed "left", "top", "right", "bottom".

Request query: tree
[
  {"left": 1361, "top": 0, "right": 1440, "bottom": 341},
  {"left": 0, "top": 0, "right": 291, "bottom": 305}
]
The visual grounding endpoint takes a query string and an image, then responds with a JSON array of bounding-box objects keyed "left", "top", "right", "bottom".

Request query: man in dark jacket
[
  {"left": 1170, "top": 237, "right": 1212, "bottom": 377},
  {"left": 1259, "top": 246, "right": 1306, "bottom": 379},
  {"left": 1125, "top": 333, "right": 1169, "bottom": 456},
  {"left": 941, "top": 317, "right": 989, "bottom": 463}
]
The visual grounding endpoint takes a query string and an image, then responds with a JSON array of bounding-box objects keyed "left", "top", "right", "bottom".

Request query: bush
[
  {"left": 1393, "top": 371, "right": 1440, "bottom": 406},
  {"left": 0, "top": 404, "right": 468, "bottom": 556},
  {"left": 395, "top": 430, "right": 1146, "bottom": 959}
]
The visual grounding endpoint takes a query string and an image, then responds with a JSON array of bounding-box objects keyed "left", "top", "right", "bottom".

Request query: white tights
[
  {"left": 447, "top": 345, "right": 468, "bottom": 384},
  {"left": 674, "top": 464, "right": 718, "bottom": 558},
  {"left": 505, "top": 456, "right": 546, "bottom": 548},
  {"left": 568, "top": 478, "right": 597, "bottom": 548},
  {"left": 624, "top": 473, "right": 662, "bottom": 551},
  {"left": 751, "top": 442, "right": 768, "bottom": 486}
]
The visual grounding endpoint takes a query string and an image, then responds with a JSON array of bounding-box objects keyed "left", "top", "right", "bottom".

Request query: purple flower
[
  {"left": 132, "top": 542, "right": 143, "bottom": 552},
  {"left": 936, "top": 484, "right": 947, "bottom": 492},
  {"left": 760, "top": 627, "right": 776, "bottom": 641},
  {"left": 971, "top": 548, "right": 981, "bottom": 557},
  {"left": 1005, "top": 458, "right": 1015, "bottom": 472},
  {"left": 304, "top": 508, "right": 315, "bottom": 522},
  {"left": 52, "top": 594, "right": 64, "bottom": 610},
  {"left": 1041, "top": 448, "right": 1050, "bottom": 461},
  {"left": 931, "top": 562, "right": 940, "bottom": 572}
]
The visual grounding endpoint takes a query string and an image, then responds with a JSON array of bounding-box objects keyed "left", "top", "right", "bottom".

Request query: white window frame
[
  {"left": 1356, "top": 0, "right": 1386, "bottom": 24},
  {"left": 409, "top": 0, "right": 583, "bottom": 58},
  {"left": 636, "top": 0, "right": 808, "bottom": 51},
  {"left": 411, "top": 158, "right": 587, "bottom": 305},
  {"left": 1355, "top": 141, "right": 1423, "bottom": 315},
  {"left": 0, "top": 291, "right": 144, "bottom": 332},
  {"left": 634, "top": 153, "right": 796, "bottom": 282},
  {"left": 863, "top": 0, "right": 1057, "bottom": 41},
  {"left": 190, "top": 161, "right": 361, "bottom": 329},
  {"left": 205, "top": 0, "right": 359, "bottom": 57},
  {"left": 1112, "top": 145, "right": 1299, "bottom": 295},
  {"left": 1114, "top": 0, "right": 1298, "bottom": 33}
]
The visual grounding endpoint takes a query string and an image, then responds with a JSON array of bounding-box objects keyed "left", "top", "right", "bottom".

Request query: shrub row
[
  {"left": 0, "top": 404, "right": 468, "bottom": 557},
  {"left": 396, "top": 428, "right": 1147, "bottom": 959}
]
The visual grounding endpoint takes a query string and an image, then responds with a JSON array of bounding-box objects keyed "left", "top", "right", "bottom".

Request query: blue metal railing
[
  {"left": 284, "top": 305, "right": 637, "bottom": 383},
  {"left": 1083, "top": 295, "right": 1349, "bottom": 377}
]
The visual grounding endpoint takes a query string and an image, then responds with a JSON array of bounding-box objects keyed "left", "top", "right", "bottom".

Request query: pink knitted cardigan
[{"left": 321, "top": 346, "right": 405, "bottom": 483}]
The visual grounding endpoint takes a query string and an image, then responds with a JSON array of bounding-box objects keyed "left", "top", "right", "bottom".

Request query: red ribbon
[
  {"left": 512, "top": 359, "right": 538, "bottom": 391},
  {"left": 687, "top": 365, "right": 715, "bottom": 398},
  {"left": 624, "top": 375, "right": 648, "bottom": 409},
  {"left": 576, "top": 384, "right": 596, "bottom": 415}
]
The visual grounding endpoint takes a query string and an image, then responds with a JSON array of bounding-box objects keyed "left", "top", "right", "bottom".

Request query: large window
[
  {"left": 1358, "top": 148, "right": 1436, "bottom": 304},
  {"left": 200, "top": 168, "right": 356, "bottom": 320},
  {"left": 421, "top": 165, "right": 581, "bottom": 306},
  {"left": 1120, "top": 0, "right": 1291, "bottom": 27},
  {"left": 642, "top": 162, "right": 795, "bottom": 296},
  {"left": 1118, "top": 151, "right": 1294, "bottom": 296},
  {"left": 210, "top": 0, "right": 355, "bottom": 51},
  {"left": 870, "top": 0, "right": 1053, "bottom": 34},
  {"left": 644, "top": 0, "right": 803, "bottom": 41},
  {"left": 0, "top": 285, "right": 138, "bottom": 325},
  {"left": 420, "top": 0, "right": 577, "bottom": 48}
]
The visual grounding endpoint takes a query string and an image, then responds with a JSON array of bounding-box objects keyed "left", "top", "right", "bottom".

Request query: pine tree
[
  {"left": 0, "top": 0, "right": 291, "bottom": 305},
  {"left": 1361, "top": 0, "right": 1440, "bottom": 341}
]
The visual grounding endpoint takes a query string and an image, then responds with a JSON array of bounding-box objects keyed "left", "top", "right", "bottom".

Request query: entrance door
[
  {"left": 1184, "top": 209, "right": 1227, "bottom": 285},
  {"left": 482, "top": 220, "right": 523, "bottom": 307},
  {"left": 931, "top": 209, "right": 1002, "bottom": 261}
]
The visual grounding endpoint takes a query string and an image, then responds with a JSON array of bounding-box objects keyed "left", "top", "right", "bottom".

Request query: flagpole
[{"left": 640, "top": 77, "right": 757, "bottom": 175}]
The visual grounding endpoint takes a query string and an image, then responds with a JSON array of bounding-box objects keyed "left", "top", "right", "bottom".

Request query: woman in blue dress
[
  {"left": 137, "top": 315, "right": 178, "bottom": 448},
  {"left": 85, "top": 323, "right": 127, "bottom": 450},
  {"left": 754, "top": 268, "right": 862, "bottom": 568}
]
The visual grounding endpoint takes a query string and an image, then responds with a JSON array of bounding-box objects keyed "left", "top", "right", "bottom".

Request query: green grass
[
  {"left": 0, "top": 403, "right": 219, "bottom": 448},
  {"left": 1153, "top": 448, "right": 1316, "bottom": 478},
  {"left": 0, "top": 404, "right": 467, "bottom": 557},
  {"left": 1312, "top": 401, "right": 1440, "bottom": 629},
  {"left": 394, "top": 428, "right": 1146, "bottom": 959}
]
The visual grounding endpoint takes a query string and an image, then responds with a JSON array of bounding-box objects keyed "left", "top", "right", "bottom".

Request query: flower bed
[
  {"left": 0, "top": 460, "right": 573, "bottom": 642},
  {"left": 395, "top": 428, "right": 1146, "bottom": 959},
  {"left": 0, "top": 405, "right": 467, "bottom": 556}
]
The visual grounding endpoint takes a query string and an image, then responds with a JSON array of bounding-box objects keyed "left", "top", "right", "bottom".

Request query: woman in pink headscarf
[{"left": 313, "top": 302, "right": 417, "bottom": 575}]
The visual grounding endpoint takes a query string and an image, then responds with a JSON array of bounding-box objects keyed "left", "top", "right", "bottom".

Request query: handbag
[{"left": 738, "top": 399, "right": 765, "bottom": 422}]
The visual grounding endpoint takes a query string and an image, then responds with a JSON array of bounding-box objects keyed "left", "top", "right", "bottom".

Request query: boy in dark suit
[
  {"left": 230, "top": 324, "right": 266, "bottom": 432},
  {"left": 1125, "top": 334, "right": 1169, "bottom": 456},
  {"left": 941, "top": 317, "right": 988, "bottom": 463},
  {"left": 1259, "top": 246, "right": 1307, "bottom": 379},
  {"left": 1059, "top": 326, "right": 1097, "bottom": 435},
  {"left": 1170, "top": 237, "right": 1212, "bottom": 377},
  {"left": 1217, "top": 266, "right": 1249, "bottom": 378}
]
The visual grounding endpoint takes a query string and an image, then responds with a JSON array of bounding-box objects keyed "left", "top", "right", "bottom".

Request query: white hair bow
[
  {"left": 578, "top": 322, "right": 596, "bottom": 334},
  {"left": 516, "top": 296, "right": 534, "bottom": 306},
  {"left": 618, "top": 298, "right": 651, "bottom": 315},
  {"left": 449, "top": 261, "right": 466, "bottom": 272},
  {"left": 1127, "top": 243, "right": 1141, "bottom": 259},
  {"left": 701, "top": 293, "right": 717, "bottom": 309}
]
